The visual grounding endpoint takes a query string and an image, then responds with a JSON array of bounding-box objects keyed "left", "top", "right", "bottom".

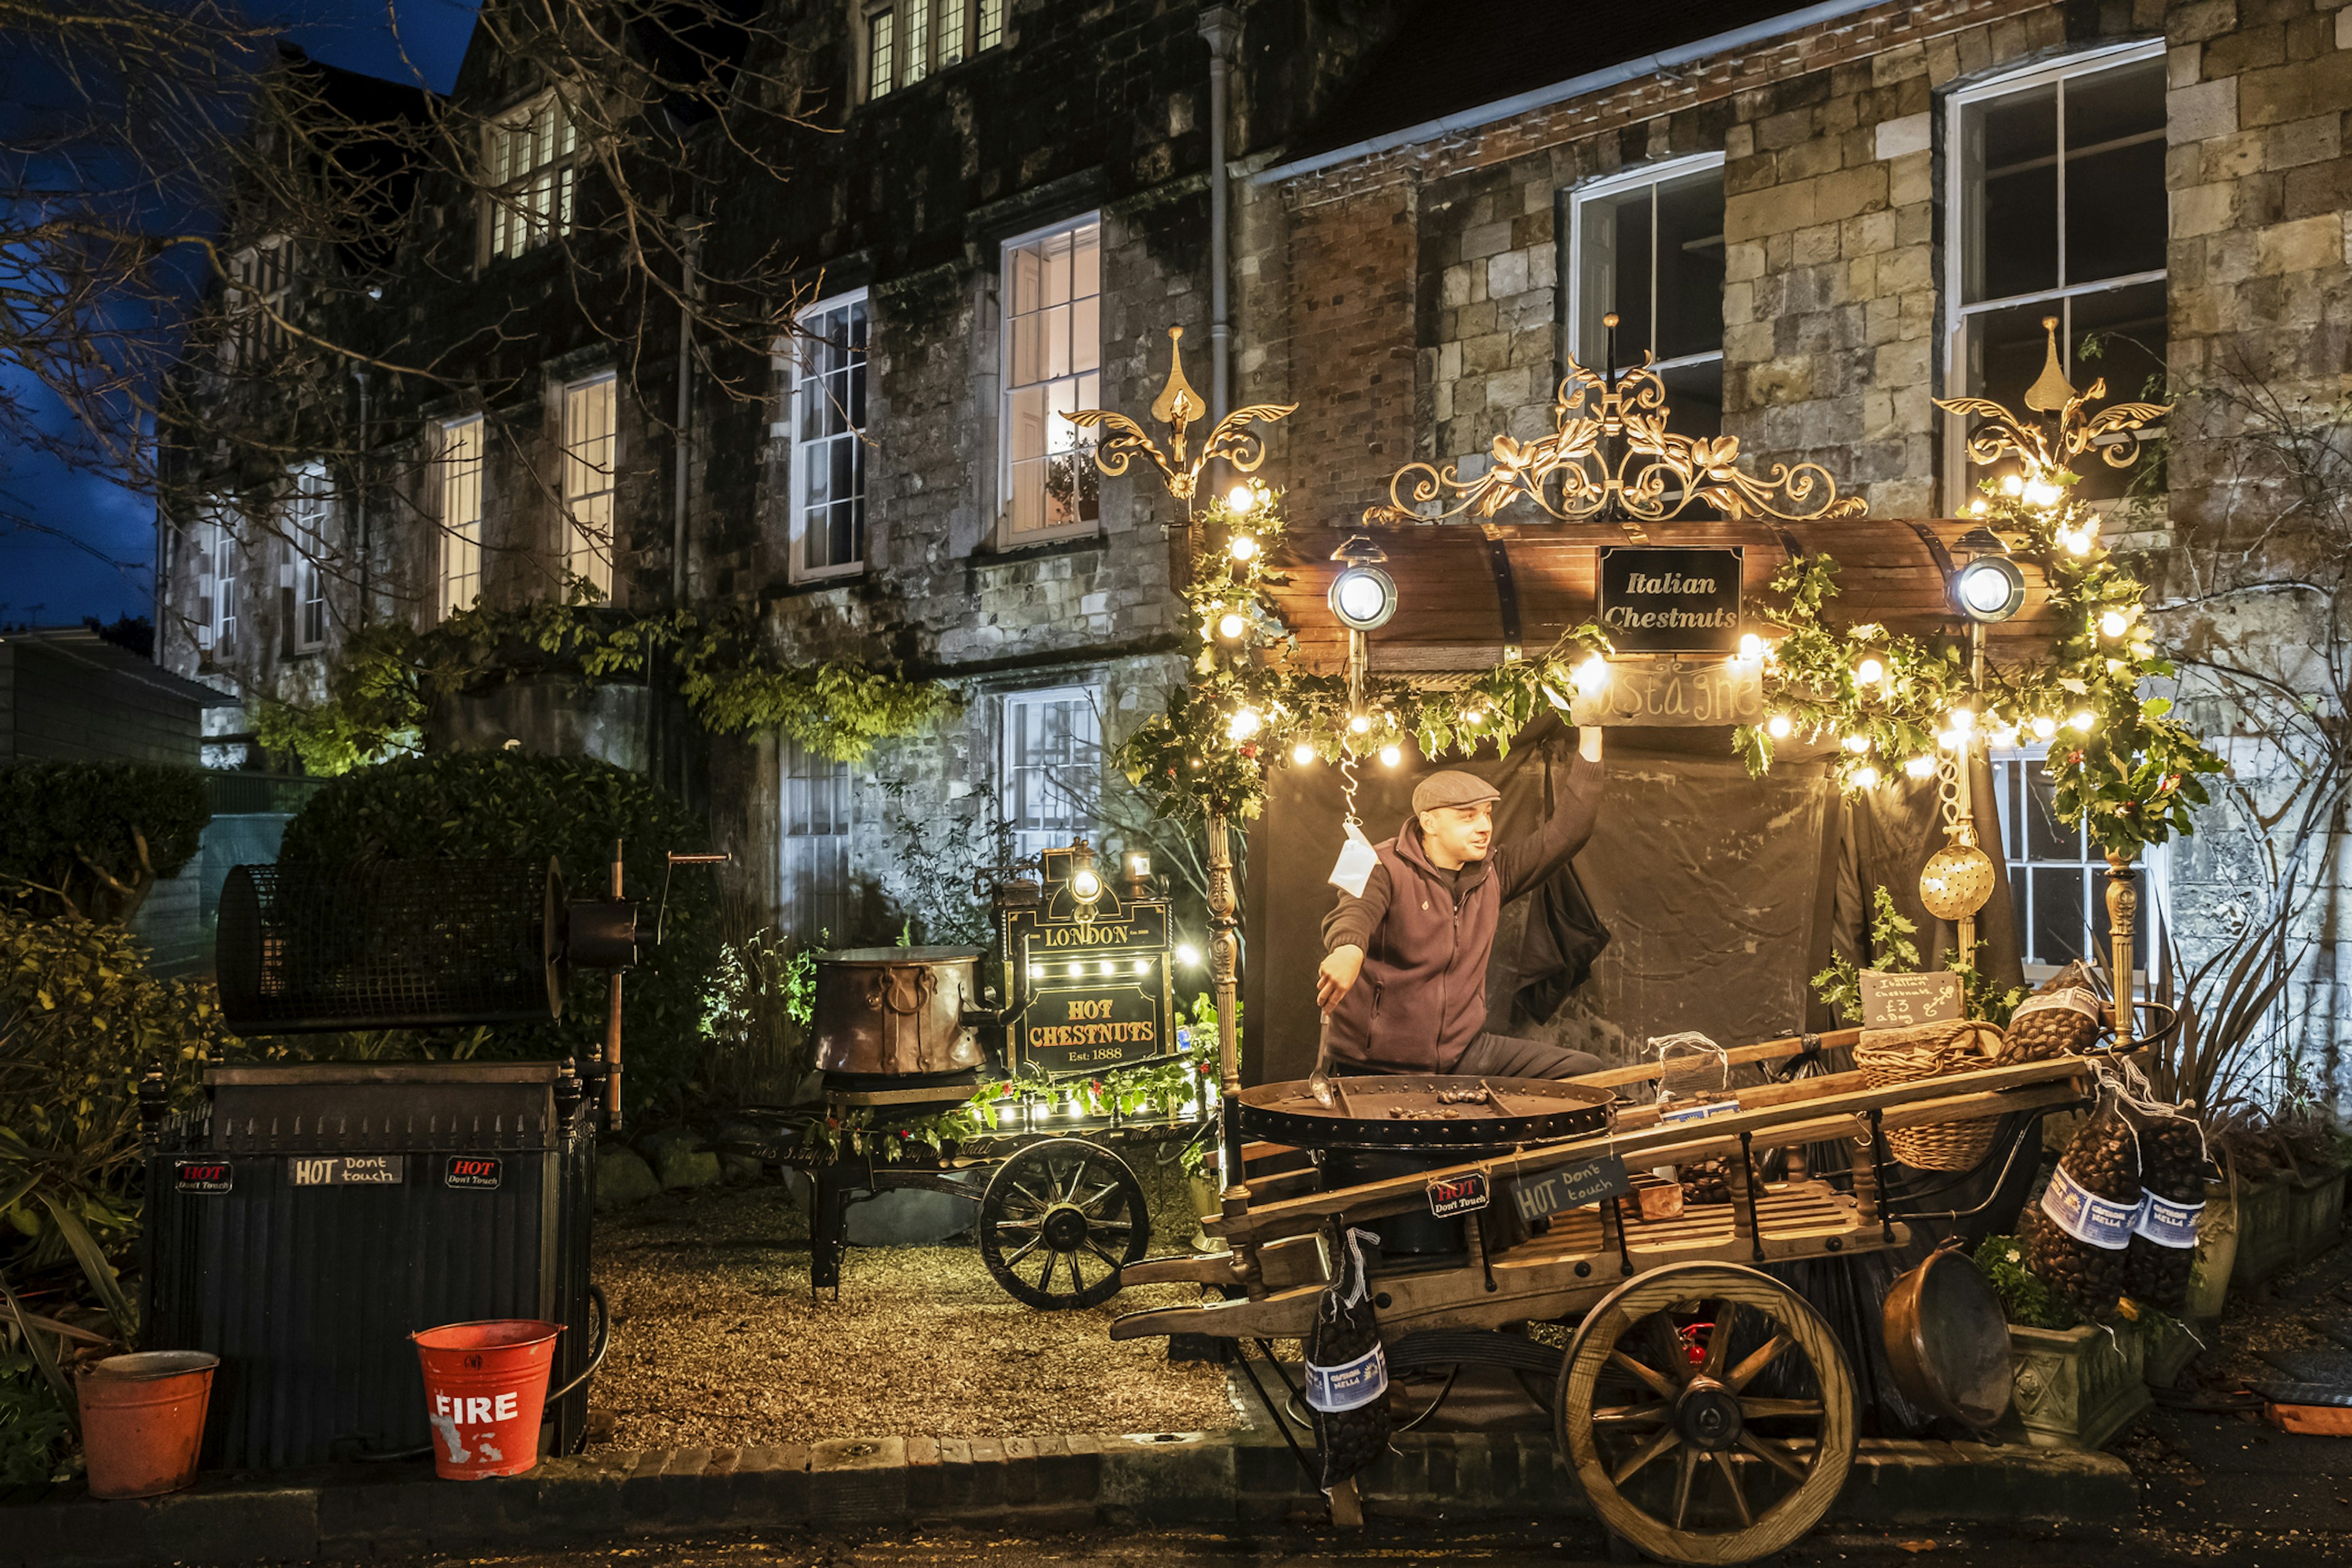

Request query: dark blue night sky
[{"left": 0, "top": 1, "right": 480, "bottom": 628}]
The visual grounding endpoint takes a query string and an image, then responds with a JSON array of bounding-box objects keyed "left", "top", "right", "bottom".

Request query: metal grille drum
[
  {"left": 217, "top": 860, "right": 560, "bottom": 1035},
  {"left": 1237, "top": 1074, "right": 1613, "bottom": 1152}
]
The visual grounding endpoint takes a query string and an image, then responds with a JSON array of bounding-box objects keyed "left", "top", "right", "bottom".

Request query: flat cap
[{"left": 1412, "top": 769, "right": 1502, "bottom": 814}]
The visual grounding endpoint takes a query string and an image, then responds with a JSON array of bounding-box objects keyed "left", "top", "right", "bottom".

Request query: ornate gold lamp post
[{"left": 1069, "top": 329, "right": 1294, "bottom": 1201}]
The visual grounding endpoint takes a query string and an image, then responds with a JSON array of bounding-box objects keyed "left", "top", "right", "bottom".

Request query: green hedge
[
  {"left": 0, "top": 763, "right": 210, "bottom": 925},
  {"left": 278, "top": 752, "right": 720, "bottom": 1117}
]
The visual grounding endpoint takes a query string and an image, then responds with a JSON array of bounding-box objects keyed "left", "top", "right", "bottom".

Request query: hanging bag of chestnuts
[
  {"left": 2002, "top": 959, "right": 2106, "bottom": 1063},
  {"left": 2019, "top": 1082, "right": 2143, "bottom": 1322},
  {"left": 2118, "top": 1074, "right": 2211, "bottom": 1316},
  {"left": 1304, "top": 1224, "right": 1391, "bottom": 1495}
]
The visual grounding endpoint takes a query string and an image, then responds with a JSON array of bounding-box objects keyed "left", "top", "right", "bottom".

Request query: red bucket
[{"left": 410, "top": 1319, "right": 564, "bottom": 1480}]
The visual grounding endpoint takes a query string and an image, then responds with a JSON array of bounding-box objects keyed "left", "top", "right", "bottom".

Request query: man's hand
[
  {"left": 1317, "top": 944, "right": 1365, "bottom": 1012},
  {"left": 1578, "top": 724, "right": 1602, "bottom": 762}
]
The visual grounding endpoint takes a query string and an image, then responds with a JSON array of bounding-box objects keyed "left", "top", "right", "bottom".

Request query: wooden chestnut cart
[{"left": 1110, "top": 1032, "right": 2122, "bottom": 1566}]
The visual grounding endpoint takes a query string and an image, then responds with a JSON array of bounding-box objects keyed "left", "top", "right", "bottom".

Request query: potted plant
[{"left": 1973, "top": 1235, "right": 2151, "bottom": 1449}]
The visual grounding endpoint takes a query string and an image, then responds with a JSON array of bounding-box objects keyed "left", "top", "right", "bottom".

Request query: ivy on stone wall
[{"left": 256, "top": 588, "right": 957, "bottom": 776}]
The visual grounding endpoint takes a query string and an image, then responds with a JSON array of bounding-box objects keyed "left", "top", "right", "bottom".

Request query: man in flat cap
[{"left": 1315, "top": 725, "right": 1606, "bottom": 1079}]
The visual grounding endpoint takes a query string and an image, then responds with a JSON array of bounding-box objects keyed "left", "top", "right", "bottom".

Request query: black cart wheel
[{"left": 976, "top": 1138, "right": 1150, "bottom": 1310}]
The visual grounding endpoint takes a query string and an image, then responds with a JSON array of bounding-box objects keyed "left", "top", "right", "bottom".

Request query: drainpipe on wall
[
  {"left": 673, "top": 225, "right": 700, "bottom": 606},
  {"left": 1198, "top": 6, "right": 1238, "bottom": 429}
]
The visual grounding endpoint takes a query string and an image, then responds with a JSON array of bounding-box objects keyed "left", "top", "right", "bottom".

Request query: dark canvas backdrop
[{"left": 1241, "top": 719, "right": 2024, "bottom": 1087}]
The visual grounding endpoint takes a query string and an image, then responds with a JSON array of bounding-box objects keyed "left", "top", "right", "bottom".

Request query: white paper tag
[
  {"left": 1328, "top": 823, "right": 1378, "bottom": 899},
  {"left": 2040, "top": 1164, "right": 2136, "bottom": 1250},
  {"left": 2013, "top": 987, "right": 2103, "bottom": 1024},
  {"left": 2133, "top": 1191, "right": 2205, "bottom": 1249},
  {"left": 1306, "top": 1342, "right": 1389, "bottom": 1412}
]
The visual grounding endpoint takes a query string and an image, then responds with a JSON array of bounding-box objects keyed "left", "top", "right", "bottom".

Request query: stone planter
[
  {"left": 2180, "top": 1177, "right": 2239, "bottom": 1343},
  {"left": 2141, "top": 1313, "right": 2201, "bottom": 1390},
  {"left": 2231, "top": 1163, "right": 2348, "bottom": 1292},
  {"left": 2005, "top": 1322, "right": 2150, "bottom": 1450}
]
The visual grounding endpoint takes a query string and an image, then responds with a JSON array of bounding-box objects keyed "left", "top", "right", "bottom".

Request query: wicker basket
[{"left": 1853, "top": 1019, "right": 2008, "bottom": 1171}]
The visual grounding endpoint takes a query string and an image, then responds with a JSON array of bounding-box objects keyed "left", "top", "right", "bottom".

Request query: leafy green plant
[
  {"left": 255, "top": 590, "right": 955, "bottom": 777},
  {"left": 276, "top": 752, "right": 720, "bottom": 1118},
  {"left": 696, "top": 895, "right": 821, "bottom": 1108},
  {"left": 0, "top": 763, "right": 210, "bottom": 925},
  {"left": 1810, "top": 885, "right": 1920, "bottom": 1024},
  {"left": 1973, "top": 1232, "right": 2080, "bottom": 1330},
  {"left": 0, "top": 911, "right": 240, "bottom": 1481}
]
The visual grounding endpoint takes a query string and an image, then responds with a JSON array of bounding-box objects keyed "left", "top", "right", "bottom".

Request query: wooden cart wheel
[
  {"left": 976, "top": 1138, "right": 1150, "bottom": 1310},
  {"left": 1556, "top": 1262, "right": 1857, "bottom": 1566}
]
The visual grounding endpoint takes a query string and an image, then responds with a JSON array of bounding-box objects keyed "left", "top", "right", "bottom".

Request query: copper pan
[{"left": 1882, "top": 1240, "right": 2013, "bottom": 1428}]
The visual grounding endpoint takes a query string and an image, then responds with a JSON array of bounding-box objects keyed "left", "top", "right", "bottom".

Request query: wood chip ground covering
[{"left": 590, "top": 1183, "right": 1243, "bottom": 1452}]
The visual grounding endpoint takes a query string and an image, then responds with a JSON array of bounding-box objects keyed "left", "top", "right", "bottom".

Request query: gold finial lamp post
[
  {"left": 1934, "top": 317, "right": 2171, "bottom": 1042},
  {"left": 1070, "top": 330, "right": 1295, "bottom": 1200}
]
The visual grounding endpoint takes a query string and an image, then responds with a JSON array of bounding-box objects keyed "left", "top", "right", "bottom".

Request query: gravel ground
[{"left": 589, "top": 1181, "right": 1242, "bottom": 1452}]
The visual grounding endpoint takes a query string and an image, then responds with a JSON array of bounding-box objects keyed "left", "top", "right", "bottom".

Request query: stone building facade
[{"left": 159, "top": 0, "right": 2348, "bottom": 1096}]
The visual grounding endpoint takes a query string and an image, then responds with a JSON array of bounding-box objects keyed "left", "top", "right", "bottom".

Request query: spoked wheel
[
  {"left": 1556, "top": 1263, "right": 1857, "bottom": 1566},
  {"left": 976, "top": 1138, "right": 1150, "bottom": 1310}
]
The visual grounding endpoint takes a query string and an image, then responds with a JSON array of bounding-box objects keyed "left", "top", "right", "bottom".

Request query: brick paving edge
[{"left": 1, "top": 1428, "right": 2135, "bottom": 1566}]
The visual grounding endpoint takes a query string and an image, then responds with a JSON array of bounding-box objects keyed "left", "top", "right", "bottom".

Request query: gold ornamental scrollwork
[
  {"left": 1067, "top": 326, "right": 1297, "bottom": 504},
  {"left": 1933, "top": 316, "right": 2169, "bottom": 477},
  {"left": 1368, "top": 339, "right": 1867, "bottom": 537}
]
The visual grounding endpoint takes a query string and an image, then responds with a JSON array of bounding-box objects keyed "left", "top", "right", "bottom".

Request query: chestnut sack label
[
  {"left": 2133, "top": 1190, "right": 2205, "bottom": 1248},
  {"left": 1306, "top": 1343, "right": 1389, "bottom": 1412},
  {"left": 2040, "top": 1164, "right": 2138, "bottom": 1250}
]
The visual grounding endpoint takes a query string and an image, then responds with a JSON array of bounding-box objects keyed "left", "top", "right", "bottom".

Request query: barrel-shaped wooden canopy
[{"left": 1262, "top": 519, "right": 2062, "bottom": 673}]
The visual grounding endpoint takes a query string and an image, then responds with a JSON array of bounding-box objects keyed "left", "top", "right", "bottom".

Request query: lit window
[
  {"left": 1946, "top": 43, "right": 2166, "bottom": 502},
  {"left": 285, "top": 463, "right": 330, "bottom": 652},
  {"left": 780, "top": 737, "right": 852, "bottom": 941},
  {"left": 1570, "top": 153, "right": 1725, "bottom": 438},
  {"left": 786, "top": 293, "right": 868, "bottom": 579},
  {"left": 484, "top": 92, "right": 583, "bottom": 262},
  {"left": 1002, "top": 684, "right": 1101, "bottom": 862},
  {"left": 562, "top": 374, "right": 617, "bottom": 599},
  {"left": 198, "top": 512, "right": 239, "bottom": 662},
  {"left": 1989, "top": 745, "right": 2162, "bottom": 991},
  {"left": 864, "top": 0, "right": 1001, "bottom": 99},
  {"left": 224, "top": 239, "right": 292, "bottom": 371},
  {"left": 1001, "top": 217, "right": 1101, "bottom": 540},
  {"left": 438, "top": 415, "right": 484, "bottom": 617}
]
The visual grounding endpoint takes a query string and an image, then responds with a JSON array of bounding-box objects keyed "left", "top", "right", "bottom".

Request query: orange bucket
[
  {"left": 77, "top": 1351, "right": 219, "bottom": 1500},
  {"left": 410, "top": 1320, "right": 564, "bottom": 1480}
]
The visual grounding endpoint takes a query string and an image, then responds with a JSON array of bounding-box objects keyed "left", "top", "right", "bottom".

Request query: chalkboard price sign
[
  {"left": 1509, "top": 1155, "right": 1634, "bottom": 1224},
  {"left": 1860, "top": 970, "right": 1964, "bottom": 1030}
]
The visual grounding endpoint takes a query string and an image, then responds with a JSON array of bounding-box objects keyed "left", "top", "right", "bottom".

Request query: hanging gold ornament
[{"left": 1919, "top": 842, "right": 1997, "bottom": 922}]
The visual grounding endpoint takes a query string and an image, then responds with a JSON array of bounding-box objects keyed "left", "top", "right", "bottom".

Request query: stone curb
[{"left": 2, "top": 1428, "right": 2133, "bottom": 1565}]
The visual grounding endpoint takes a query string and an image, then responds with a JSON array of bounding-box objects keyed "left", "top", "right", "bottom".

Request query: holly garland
[
  {"left": 1733, "top": 466, "right": 2225, "bottom": 859},
  {"left": 1115, "top": 482, "right": 1611, "bottom": 822}
]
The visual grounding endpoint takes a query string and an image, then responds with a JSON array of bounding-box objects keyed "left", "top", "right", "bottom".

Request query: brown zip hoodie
[{"left": 1320, "top": 750, "right": 1604, "bottom": 1072}]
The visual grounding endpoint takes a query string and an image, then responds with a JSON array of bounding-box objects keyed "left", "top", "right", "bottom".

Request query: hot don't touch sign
[{"left": 1597, "top": 546, "right": 1744, "bottom": 655}]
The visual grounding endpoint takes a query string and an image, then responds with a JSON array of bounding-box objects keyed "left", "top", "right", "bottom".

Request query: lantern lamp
[
  {"left": 1954, "top": 555, "right": 2026, "bottom": 623},
  {"left": 1328, "top": 534, "right": 1398, "bottom": 630}
]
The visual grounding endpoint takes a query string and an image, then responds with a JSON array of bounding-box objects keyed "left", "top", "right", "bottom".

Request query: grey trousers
[{"left": 1341, "top": 1031, "right": 1607, "bottom": 1081}]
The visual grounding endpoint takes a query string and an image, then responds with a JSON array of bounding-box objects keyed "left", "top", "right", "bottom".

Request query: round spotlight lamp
[
  {"left": 1070, "top": 866, "right": 1102, "bottom": 904},
  {"left": 1954, "top": 555, "right": 2026, "bottom": 624},
  {"left": 1329, "top": 565, "right": 1398, "bottom": 631}
]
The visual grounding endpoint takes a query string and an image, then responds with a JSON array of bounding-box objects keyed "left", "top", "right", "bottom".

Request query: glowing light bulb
[
  {"left": 2000, "top": 473, "right": 2024, "bottom": 498},
  {"left": 1738, "top": 633, "right": 1766, "bottom": 662},
  {"left": 1227, "top": 532, "right": 1259, "bottom": 562},
  {"left": 1378, "top": 744, "right": 1402, "bottom": 767},
  {"left": 2023, "top": 479, "right": 2061, "bottom": 508},
  {"left": 1766, "top": 713, "right": 1793, "bottom": 740},
  {"left": 1852, "top": 765, "right": 1881, "bottom": 790},
  {"left": 1067, "top": 963, "right": 1085, "bottom": 978},
  {"left": 1855, "top": 656, "right": 1885, "bottom": 686},
  {"left": 1218, "top": 611, "right": 1248, "bottom": 639},
  {"left": 1175, "top": 943, "right": 1202, "bottom": 968},
  {"left": 1226, "top": 483, "right": 1256, "bottom": 515},
  {"left": 1949, "top": 708, "right": 1976, "bottom": 732},
  {"left": 1098, "top": 960, "right": 1117, "bottom": 976},
  {"left": 1071, "top": 867, "right": 1102, "bottom": 902},
  {"left": 1937, "top": 729, "right": 1961, "bottom": 752},
  {"left": 1465, "top": 709, "right": 1485, "bottom": 726},
  {"left": 2032, "top": 715, "right": 2059, "bottom": 741},
  {"left": 1133, "top": 959, "right": 1151, "bottom": 975},
  {"left": 1572, "top": 655, "right": 1612, "bottom": 697},
  {"left": 1348, "top": 713, "right": 1370, "bottom": 734},
  {"left": 1291, "top": 742, "right": 1316, "bottom": 766},
  {"left": 1904, "top": 755, "right": 1937, "bottom": 780},
  {"left": 1969, "top": 498, "right": 1989, "bottom": 516},
  {"left": 2061, "top": 527, "right": 2093, "bottom": 557},
  {"left": 1991, "top": 727, "right": 2019, "bottom": 749},
  {"left": 1842, "top": 734, "right": 1871, "bottom": 755},
  {"left": 1227, "top": 707, "right": 1261, "bottom": 741},
  {"left": 2069, "top": 710, "right": 2097, "bottom": 733},
  {"left": 2100, "top": 609, "right": 2131, "bottom": 639}
]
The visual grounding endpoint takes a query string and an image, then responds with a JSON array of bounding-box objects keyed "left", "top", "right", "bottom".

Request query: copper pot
[
  {"left": 1882, "top": 1241, "right": 2014, "bottom": 1428},
  {"left": 812, "top": 947, "right": 986, "bottom": 1077}
]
